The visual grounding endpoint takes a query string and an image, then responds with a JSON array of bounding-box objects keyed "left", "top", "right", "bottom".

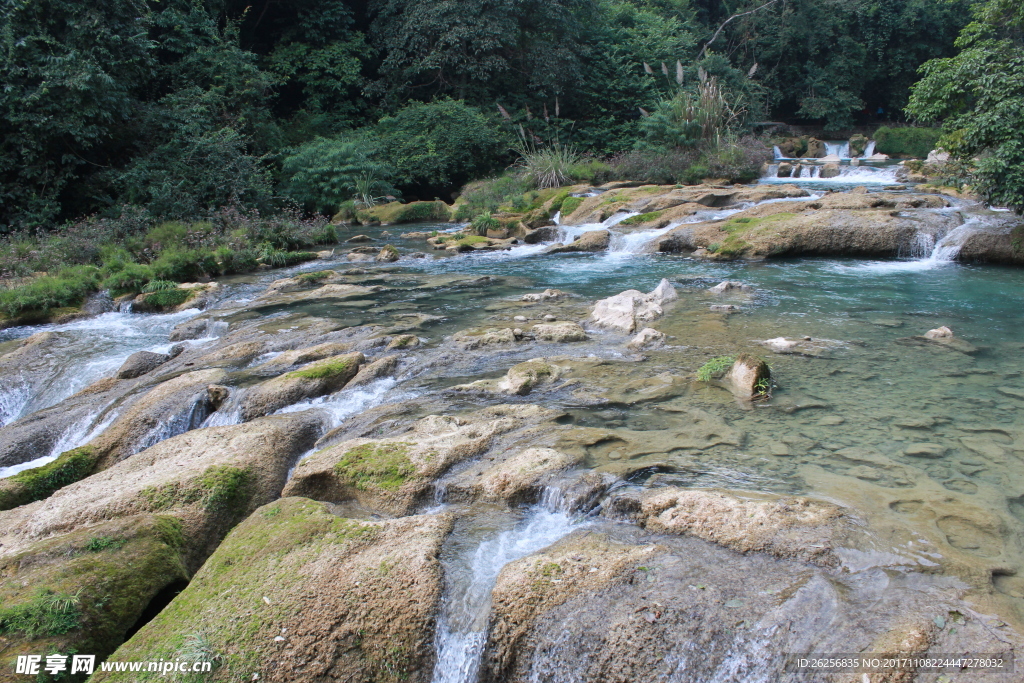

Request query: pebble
[
  {"left": 544, "top": 314, "right": 557, "bottom": 322},
  {"left": 513, "top": 315, "right": 527, "bottom": 322},
  {"left": 769, "top": 442, "right": 791, "bottom": 456},
  {"left": 817, "top": 415, "right": 845, "bottom": 426}
]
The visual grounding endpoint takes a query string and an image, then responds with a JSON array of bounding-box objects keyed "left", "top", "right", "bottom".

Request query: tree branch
[{"left": 698, "top": 0, "right": 782, "bottom": 60}]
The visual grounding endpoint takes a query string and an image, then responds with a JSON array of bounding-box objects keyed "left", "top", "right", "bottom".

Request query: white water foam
[
  {"left": 431, "top": 506, "right": 582, "bottom": 683},
  {"left": 831, "top": 216, "right": 987, "bottom": 274}
]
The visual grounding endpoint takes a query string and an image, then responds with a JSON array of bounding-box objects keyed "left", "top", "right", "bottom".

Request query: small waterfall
[
  {"left": 129, "top": 394, "right": 214, "bottom": 456},
  {"left": 201, "top": 388, "right": 245, "bottom": 428},
  {"left": 773, "top": 145, "right": 783, "bottom": 160},
  {"left": 824, "top": 141, "right": 850, "bottom": 158},
  {"left": 431, "top": 490, "right": 585, "bottom": 683},
  {"left": 552, "top": 211, "right": 561, "bottom": 225},
  {"left": 863, "top": 140, "right": 876, "bottom": 157},
  {"left": 0, "top": 382, "right": 30, "bottom": 429}
]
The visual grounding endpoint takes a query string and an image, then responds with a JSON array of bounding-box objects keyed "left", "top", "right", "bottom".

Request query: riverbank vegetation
[{"left": 0, "top": 0, "right": 1017, "bottom": 320}]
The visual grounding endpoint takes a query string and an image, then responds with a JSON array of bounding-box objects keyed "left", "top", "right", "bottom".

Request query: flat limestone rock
[{"left": 590, "top": 279, "right": 678, "bottom": 334}]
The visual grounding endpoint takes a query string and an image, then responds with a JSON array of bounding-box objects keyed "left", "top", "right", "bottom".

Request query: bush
[
  {"left": 471, "top": 212, "right": 500, "bottom": 236},
  {"left": 102, "top": 262, "right": 155, "bottom": 296},
  {"left": 149, "top": 249, "right": 218, "bottom": 282},
  {"left": 874, "top": 126, "right": 942, "bottom": 158},
  {"left": 371, "top": 99, "right": 510, "bottom": 192},
  {"left": 281, "top": 138, "right": 397, "bottom": 214},
  {"left": 515, "top": 139, "right": 582, "bottom": 190},
  {"left": 453, "top": 175, "right": 532, "bottom": 221}
]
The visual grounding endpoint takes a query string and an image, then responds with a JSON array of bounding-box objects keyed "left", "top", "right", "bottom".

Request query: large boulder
[
  {"left": 849, "top": 134, "right": 869, "bottom": 157},
  {"left": 805, "top": 137, "right": 826, "bottom": 158},
  {"left": 240, "top": 352, "right": 364, "bottom": 421},
  {"left": 0, "top": 410, "right": 325, "bottom": 560},
  {"left": 93, "top": 499, "right": 451, "bottom": 683},
  {"left": 590, "top": 279, "right": 678, "bottom": 334},
  {"left": 284, "top": 405, "right": 562, "bottom": 516},
  {"left": 115, "top": 350, "right": 173, "bottom": 379}
]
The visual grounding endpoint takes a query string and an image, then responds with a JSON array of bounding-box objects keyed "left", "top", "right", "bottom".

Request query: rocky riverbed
[{"left": 1, "top": 181, "right": 1023, "bottom": 682}]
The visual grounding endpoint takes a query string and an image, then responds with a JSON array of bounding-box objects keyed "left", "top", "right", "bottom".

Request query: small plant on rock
[
  {"left": 696, "top": 355, "right": 735, "bottom": 382},
  {"left": 471, "top": 211, "right": 500, "bottom": 236}
]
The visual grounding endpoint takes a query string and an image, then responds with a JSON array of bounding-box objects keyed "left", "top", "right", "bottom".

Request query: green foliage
[
  {"left": 471, "top": 212, "right": 500, "bottom": 236},
  {"left": 514, "top": 133, "right": 583, "bottom": 190},
  {"left": 907, "top": 0, "right": 1024, "bottom": 210},
  {"left": 874, "top": 127, "right": 943, "bottom": 158},
  {"left": 141, "top": 280, "right": 178, "bottom": 293},
  {"left": 175, "top": 632, "right": 222, "bottom": 683},
  {"left": 0, "top": 589, "right": 82, "bottom": 639},
  {"left": 620, "top": 211, "right": 664, "bottom": 226},
  {"left": 369, "top": 100, "right": 510, "bottom": 191},
  {"left": 334, "top": 442, "right": 415, "bottom": 491},
  {"left": 102, "top": 263, "right": 155, "bottom": 296},
  {"left": 641, "top": 76, "right": 741, "bottom": 149},
  {"left": 609, "top": 136, "right": 770, "bottom": 185},
  {"left": 281, "top": 138, "right": 398, "bottom": 214},
  {"left": 453, "top": 175, "right": 533, "bottom": 220},
  {"left": 697, "top": 356, "right": 736, "bottom": 382},
  {"left": 0, "top": 267, "right": 100, "bottom": 319},
  {"left": 296, "top": 270, "right": 334, "bottom": 284},
  {"left": 0, "top": 447, "right": 98, "bottom": 511}
]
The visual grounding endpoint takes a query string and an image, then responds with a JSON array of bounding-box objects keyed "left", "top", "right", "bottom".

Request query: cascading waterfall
[
  {"left": 0, "top": 382, "right": 30, "bottom": 429},
  {"left": 824, "top": 141, "right": 850, "bottom": 158},
  {"left": 129, "top": 393, "right": 215, "bottom": 456},
  {"left": 863, "top": 140, "right": 876, "bottom": 157},
  {"left": 430, "top": 492, "right": 586, "bottom": 683}
]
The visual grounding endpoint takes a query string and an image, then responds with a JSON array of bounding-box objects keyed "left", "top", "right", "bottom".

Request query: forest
[{"left": 0, "top": 0, "right": 1021, "bottom": 317}]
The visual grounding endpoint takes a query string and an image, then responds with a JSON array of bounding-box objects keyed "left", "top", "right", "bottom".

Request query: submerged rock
[
  {"left": 723, "top": 354, "right": 771, "bottom": 400},
  {"left": 521, "top": 289, "right": 568, "bottom": 302},
  {"left": 759, "top": 336, "right": 845, "bottom": 358},
  {"left": 708, "top": 280, "right": 753, "bottom": 294},
  {"left": 453, "top": 327, "right": 517, "bottom": 349},
  {"left": 627, "top": 327, "right": 665, "bottom": 351},
  {"left": 531, "top": 321, "right": 587, "bottom": 342},
  {"left": 590, "top": 279, "right": 678, "bottom": 334}
]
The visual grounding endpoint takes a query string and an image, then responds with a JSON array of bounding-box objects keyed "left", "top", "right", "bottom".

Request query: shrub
[
  {"left": 150, "top": 249, "right": 218, "bottom": 282},
  {"left": 143, "top": 288, "right": 193, "bottom": 309},
  {"left": 281, "top": 138, "right": 397, "bottom": 214},
  {"left": 514, "top": 137, "right": 582, "bottom": 190},
  {"left": 874, "top": 126, "right": 942, "bottom": 158},
  {"left": 453, "top": 175, "right": 532, "bottom": 220}
]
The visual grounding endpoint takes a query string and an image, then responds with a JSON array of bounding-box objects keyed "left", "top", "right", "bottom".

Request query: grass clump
[
  {"left": 334, "top": 442, "right": 415, "bottom": 491},
  {"left": 0, "top": 588, "right": 82, "bottom": 639},
  {"left": 0, "top": 266, "right": 101, "bottom": 319},
  {"left": 0, "top": 446, "right": 98, "bottom": 511},
  {"left": 697, "top": 356, "right": 735, "bottom": 382},
  {"left": 471, "top": 211, "right": 500, "bottom": 236},
  {"left": 142, "top": 287, "right": 193, "bottom": 309},
  {"left": 287, "top": 356, "right": 355, "bottom": 381}
]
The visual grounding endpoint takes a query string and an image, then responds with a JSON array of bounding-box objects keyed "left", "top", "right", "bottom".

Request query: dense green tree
[
  {"left": 907, "top": 0, "right": 1024, "bottom": 210},
  {"left": 281, "top": 138, "right": 397, "bottom": 214},
  {"left": 0, "top": 0, "right": 154, "bottom": 229}
]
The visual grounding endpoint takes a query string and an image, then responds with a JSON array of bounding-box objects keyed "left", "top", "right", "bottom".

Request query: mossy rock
[
  {"left": 94, "top": 498, "right": 450, "bottom": 683},
  {"left": 708, "top": 213, "right": 797, "bottom": 259},
  {"left": 619, "top": 210, "right": 665, "bottom": 227},
  {"left": 0, "top": 446, "right": 99, "bottom": 511},
  {"left": 0, "top": 515, "right": 190, "bottom": 675},
  {"left": 356, "top": 200, "right": 452, "bottom": 225}
]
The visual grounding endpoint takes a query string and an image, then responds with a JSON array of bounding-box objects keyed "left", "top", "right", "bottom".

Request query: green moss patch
[
  {"left": 697, "top": 356, "right": 736, "bottom": 382},
  {"left": 141, "top": 287, "right": 193, "bottom": 309},
  {"left": 287, "top": 356, "right": 355, "bottom": 380},
  {"left": 0, "top": 446, "right": 99, "bottom": 511},
  {"left": 140, "top": 465, "right": 253, "bottom": 514},
  {"left": 296, "top": 270, "right": 334, "bottom": 284},
  {"left": 358, "top": 200, "right": 451, "bottom": 225},
  {"left": 0, "top": 588, "right": 83, "bottom": 639},
  {"left": 620, "top": 210, "right": 664, "bottom": 226},
  {"left": 455, "top": 235, "right": 489, "bottom": 248},
  {"left": 334, "top": 442, "right": 415, "bottom": 491},
  {"left": 559, "top": 196, "right": 584, "bottom": 217},
  {"left": 711, "top": 212, "right": 796, "bottom": 259}
]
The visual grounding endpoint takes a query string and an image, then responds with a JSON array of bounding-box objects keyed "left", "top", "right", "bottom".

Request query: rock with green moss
[
  {"left": 452, "top": 327, "right": 517, "bottom": 350},
  {"left": 253, "top": 342, "right": 354, "bottom": 373},
  {"left": 0, "top": 446, "right": 99, "bottom": 511},
  {"left": 93, "top": 498, "right": 451, "bottom": 683},
  {"left": 545, "top": 229, "right": 609, "bottom": 254},
  {"left": 240, "top": 352, "right": 364, "bottom": 421},
  {"left": 285, "top": 404, "right": 564, "bottom": 515},
  {"left": 0, "top": 514, "right": 190, "bottom": 674},
  {"left": 0, "top": 411, "right": 324, "bottom": 562},
  {"left": 376, "top": 244, "right": 400, "bottom": 262}
]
